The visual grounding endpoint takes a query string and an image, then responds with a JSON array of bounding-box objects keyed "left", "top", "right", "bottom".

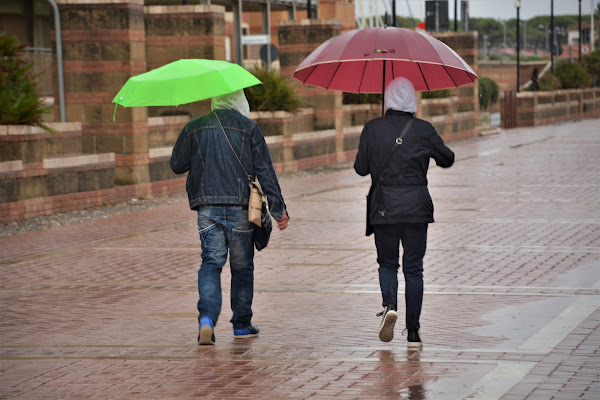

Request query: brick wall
[
  {"left": 0, "top": 123, "right": 115, "bottom": 221},
  {"left": 479, "top": 60, "right": 549, "bottom": 92},
  {"left": 144, "top": 5, "right": 225, "bottom": 118},
  {"left": 56, "top": 0, "right": 150, "bottom": 188},
  {"left": 427, "top": 32, "right": 480, "bottom": 140},
  {"left": 2, "top": 5, "right": 487, "bottom": 222},
  {"left": 420, "top": 96, "right": 479, "bottom": 141},
  {"left": 501, "top": 88, "right": 600, "bottom": 128}
]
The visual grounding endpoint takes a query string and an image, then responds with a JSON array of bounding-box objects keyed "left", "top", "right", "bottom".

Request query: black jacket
[{"left": 354, "top": 110, "right": 454, "bottom": 224}]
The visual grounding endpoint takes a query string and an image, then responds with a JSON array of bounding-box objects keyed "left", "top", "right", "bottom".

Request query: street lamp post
[
  {"left": 435, "top": 0, "right": 440, "bottom": 32},
  {"left": 454, "top": 0, "right": 458, "bottom": 31},
  {"left": 483, "top": 34, "right": 488, "bottom": 59},
  {"left": 592, "top": 0, "right": 596, "bottom": 51},
  {"left": 521, "top": 20, "right": 527, "bottom": 52},
  {"left": 516, "top": 0, "right": 521, "bottom": 92},
  {"left": 524, "top": 21, "right": 527, "bottom": 50},
  {"left": 554, "top": 26, "right": 565, "bottom": 58},
  {"left": 579, "top": 0, "right": 582, "bottom": 62},
  {"left": 503, "top": 19, "right": 507, "bottom": 60},
  {"left": 551, "top": 0, "right": 554, "bottom": 73},
  {"left": 538, "top": 24, "right": 549, "bottom": 54}
]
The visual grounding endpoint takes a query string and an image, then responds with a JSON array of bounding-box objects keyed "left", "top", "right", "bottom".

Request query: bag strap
[
  {"left": 214, "top": 111, "right": 252, "bottom": 183},
  {"left": 369, "top": 118, "right": 413, "bottom": 216},
  {"left": 369, "top": 118, "right": 413, "bottom": 189}
]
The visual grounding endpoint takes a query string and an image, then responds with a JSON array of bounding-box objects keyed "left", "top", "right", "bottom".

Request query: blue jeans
[
  {"left": 373, "top": 223, "right": 428, "bottom": 331},
  {"left": 197, "top": 206, "right": 255, "bottom": 329}
]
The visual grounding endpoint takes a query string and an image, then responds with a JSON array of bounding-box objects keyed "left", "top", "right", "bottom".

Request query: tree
[
  {"left": 555, "top": 61, "right": 592, "bottom": 89},
  {"left": 0, "top": 33, "right": 52, "bottom": 130},
  {"left": 469, "top": 15, "right": 578, "bottom": 57},
  {"left": 582, "top": 50, "right": 600, "bottom": 87},
  {"left": 478, "top": 77, "right": 499, "bottom": 110},
  {"left": 469, "top": 18, "right": 506, "bottom": 50},
  {"left": 244, "top": 67, "right": 303, "bottom": 112},
  {"left": 595, "top": 2, "right": 600, "bottom": 49},
  {"left": 394, "top": 16, "right": 416, "bottom": 29}
]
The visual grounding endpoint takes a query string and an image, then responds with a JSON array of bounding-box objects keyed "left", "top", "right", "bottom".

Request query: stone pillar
[
  {"left": 278, "top": 19, "right": 340, "bottom": 84},
  {"left": 144, "top": 4, "right": 226, "bottom": 117},
  {"left": 433, "top": 32, "right": 479, "bottom": 139},
  {"left": 145, "top": 5, "right": 226, "bottom": 71},
  {"left": 54, "top": 0, "right": 149, "bottom": 187},
  {"left": 278, "top": 19, "right": 343, "bottom": 156},
  {"left": 317, "top": 0, "right": 356, "bottom": 33}
]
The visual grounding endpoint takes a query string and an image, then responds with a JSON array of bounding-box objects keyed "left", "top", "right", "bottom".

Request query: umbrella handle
[
  {"left": 381, "top": 60, "right": 386, "bottom": 116},
  {"left": 112, "top": 103, "right": 118, "bottom": 122}
]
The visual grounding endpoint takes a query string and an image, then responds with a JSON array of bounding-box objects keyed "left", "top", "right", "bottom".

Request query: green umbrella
[{"left": 112, "top": 59, "right": 262, "bottom": 121}]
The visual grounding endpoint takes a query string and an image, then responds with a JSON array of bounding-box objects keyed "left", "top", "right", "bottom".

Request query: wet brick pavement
[{"left": 1, "top": 119, "right": 599, "bottom": 399}]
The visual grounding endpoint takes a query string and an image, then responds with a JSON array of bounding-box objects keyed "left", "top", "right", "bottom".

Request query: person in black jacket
[{"left": 354, "top": 77, "right": 455, "bottom": 347}]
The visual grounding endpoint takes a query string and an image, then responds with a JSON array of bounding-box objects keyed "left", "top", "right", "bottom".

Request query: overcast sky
[{"left": 368, "top": 0, "right": 598, "bottom": 21}]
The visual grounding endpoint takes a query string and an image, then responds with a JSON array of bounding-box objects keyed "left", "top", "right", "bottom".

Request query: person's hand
[{"left": 276, "top": 213, "right": 289, "bottom": 230}]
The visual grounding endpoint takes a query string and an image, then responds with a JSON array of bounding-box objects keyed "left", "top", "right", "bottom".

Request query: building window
[{"left": 582, "top": 29, "right": 591, "bottom": 45}]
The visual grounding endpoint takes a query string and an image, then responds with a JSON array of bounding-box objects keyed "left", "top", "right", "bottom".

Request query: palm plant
[{"left": 244, "top": 67, "right": 303, "bottom": 112}]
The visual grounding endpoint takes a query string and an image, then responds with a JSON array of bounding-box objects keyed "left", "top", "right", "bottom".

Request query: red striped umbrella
[{"left": 293, "top": 27, "right": 477, "bottom": 94}]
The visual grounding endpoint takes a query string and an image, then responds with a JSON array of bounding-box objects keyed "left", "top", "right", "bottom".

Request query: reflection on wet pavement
[{"left": 1, "top": 120, "right": 599, "bottom": 399}]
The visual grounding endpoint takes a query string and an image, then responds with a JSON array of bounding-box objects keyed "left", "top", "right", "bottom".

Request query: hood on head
[
  {"left": 384, "top": 77, "right": 417, "bottom": 114},
  {"left": 211, "top": 89, "right": 250, "bottom": 118}
]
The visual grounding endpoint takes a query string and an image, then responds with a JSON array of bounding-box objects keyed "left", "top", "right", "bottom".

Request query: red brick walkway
[{"left": 1, "top": 119, "right": 599, "bottom": 399}]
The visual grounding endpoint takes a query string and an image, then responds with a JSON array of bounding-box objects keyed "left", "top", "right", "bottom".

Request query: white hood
[
  {"left": 384, "top": 77, "right": 417, "bottom": 114},
  {"left": 211, "top": 89, "right": 250, "bottom": 118}
]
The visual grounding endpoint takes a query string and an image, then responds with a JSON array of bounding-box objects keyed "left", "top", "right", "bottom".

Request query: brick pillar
[
  {"left": 143, "top": 5, "right": 226, "bottom": 118},
  {"left": 278, "top": 18, "right": 340, "bottom": 90},
  {"left": 433, "top": 32, "right": 479, "bottom": 138},
  {"left": 278, "top": 19, "right": 343, "bottom": 158},
  {"left": 54, "top": 0, "right": 149, "bottom": 187},
  {"left": 145, "top": 5, "right": 225, "bottom": 71}
]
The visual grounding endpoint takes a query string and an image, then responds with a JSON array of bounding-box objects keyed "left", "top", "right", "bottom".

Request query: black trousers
[{"left": 373, "top": 223, "right": 428, "bottom": 331}]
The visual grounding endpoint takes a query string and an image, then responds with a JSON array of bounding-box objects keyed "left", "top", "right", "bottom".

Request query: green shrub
[
  {"left": 582, "top": 50, "right": 600, "bottom": 87},
  {"left": 421, "top": 89, "right": 451, "bottom": 99},
  {"left": 244, "top": 67, "right": 303, "bottom": 112},
  {"left": 538, "top": 73, "right": 562, "bottom": 91},
  {"left": 478, "top": 77, "right": 499, "bottom": 110},
  {"left": 0, "top": 33, "right": 52, "bottom": 130},
  {"left": 342, "top": 92, "right": 382, "bottom": 105},
  {"left": 555, "top": 61, "right": 591, "bottom": 89}
]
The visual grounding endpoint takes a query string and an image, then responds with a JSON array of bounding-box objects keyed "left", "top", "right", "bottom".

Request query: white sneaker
[{"left": 377, "top": 306, "right": 397, "bottom": 342}]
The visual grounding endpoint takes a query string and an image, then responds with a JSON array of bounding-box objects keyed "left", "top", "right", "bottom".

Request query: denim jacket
[{"left": 170, "top": 109, "right": 287, "bottom": 220}]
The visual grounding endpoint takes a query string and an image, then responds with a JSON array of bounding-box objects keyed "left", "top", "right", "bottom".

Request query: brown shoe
[{"left": 198, "top": 316, "right": 215, "bottom": 345}]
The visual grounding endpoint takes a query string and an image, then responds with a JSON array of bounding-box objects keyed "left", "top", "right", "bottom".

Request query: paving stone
[{"left": 1, "top": 120, "right": 599, "bottom": 399}]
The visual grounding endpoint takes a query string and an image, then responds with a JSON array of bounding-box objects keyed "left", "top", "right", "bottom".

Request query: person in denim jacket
[{"left": 170, "top": 90, "right": 289, "bottom": 345}]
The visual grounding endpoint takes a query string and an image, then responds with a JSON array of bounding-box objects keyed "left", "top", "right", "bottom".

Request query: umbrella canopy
[
  {"left": 112, "top": 59, "right": 261, "bottom": 120},
  {"left": 293, "top": 27, "right": 477, "bottom": 93}
]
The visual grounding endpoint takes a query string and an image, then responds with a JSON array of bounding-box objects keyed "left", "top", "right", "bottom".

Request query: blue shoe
[
  {"left": 198, "top": 316, "right": 215, "bottom": 345},
  {"left": 233, "top": 324, "right": 259, "bottom": 338}
]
